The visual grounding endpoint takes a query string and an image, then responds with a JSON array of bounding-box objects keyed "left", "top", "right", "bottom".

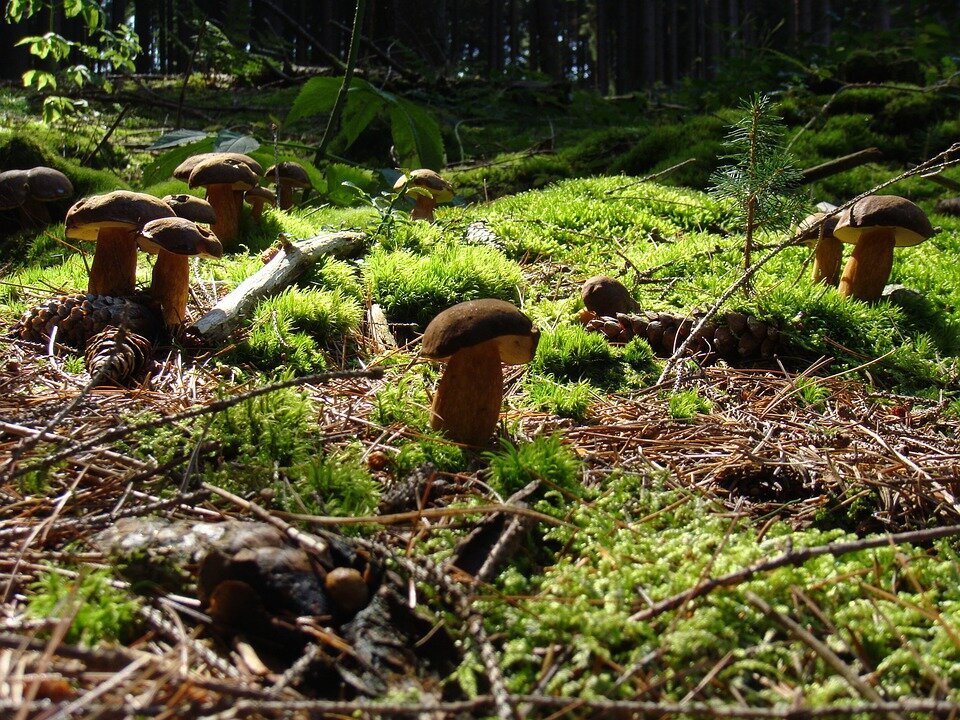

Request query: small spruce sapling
[{"left": 709, "top": 94, "right": 806, "bottom": 286}]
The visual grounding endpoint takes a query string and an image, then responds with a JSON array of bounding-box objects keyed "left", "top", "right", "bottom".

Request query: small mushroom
[
  {"left": 188, "top": 156, "right": 258, "bottom": 247},
  {"left": 834, "top": 195, "right": 935, "bottom": 302},
  {"left": 264, "top": 161, "right": 310, "bottom": 210},
  {"left": 393, "top": 169, "right": 454, "bottom": 222},
  {"left": 21, "top": 167, "right": 73, "bottom": 227},
  {"left": 796, "top": 211, "right": 842, "bottom": 286},
  {"left": 137, "top": 216, "right": 223, "bottom": 328},
  {"left": 162, "top": 194, "right": 217, "bottom": 226},
  {"left": 244, "top": 186, "right": 276, "bottom": 224},
  {"left": 421, "top": 299, "right": 540, "bottom": 446},
  {"left": 581, "top": 275, "right": 639, "bottom": 317},
  {"left": 65, "top": 191, "right": 175, "bottom": 296}
]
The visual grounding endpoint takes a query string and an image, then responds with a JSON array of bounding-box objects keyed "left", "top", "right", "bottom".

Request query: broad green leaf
[
  {"left": 326, "top": 164, "right": 377, "bottom": 206},
  {"left": 338, "top": 87, "right": 383, "bottom": 150},
  {"left": 388, "top": 98, "right": 445, "bottom": 170},
  {"left": 214, "top": 129, "right": 260, "bottom": 154},
  {"left": 141, "top": 138, "right": 215, "bottom": 186},
  {"left": 147, "top": 130, "right": 208, "bottom": 150},
  {"left": 286, "top": 76, "right": 343, "bottom": 124}
]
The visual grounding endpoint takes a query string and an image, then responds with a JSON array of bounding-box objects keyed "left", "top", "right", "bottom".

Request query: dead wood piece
[
  {"left": 366, "top": 303, "right": 396, "bottom": 351},
  {"left": 190, "top": 231, "right": 365, "bottom": 343},
  {"left": 800, "top": 148, "right": 884, "bottom": 184}
]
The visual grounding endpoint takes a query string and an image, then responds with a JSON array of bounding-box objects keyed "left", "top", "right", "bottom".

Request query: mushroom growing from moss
[
  {"left": 421, "top": 299, "right": 539, "bottom": 446},
  {"left": 137, "top": 216, "right": 223, "bottom": 328},
  {"left": 162, "top": 194, "right": 217, "bottom": 226},
  {"left": 65, "top": 191, "right": 175, "bottom": 296},
  {"left": 188, "top": 156, "right": 258, "bottom": 247},
  {"left": 834, "top": 195, "right": 935, "bottom": 302},
  {"left": 393, "top": 169, "right": 453, "bottom": 221},
  {"left": 264, "top": 161, "right": 310, "bottom": 210},
  {"left": 797, "top": 211, "right": 842, "bottom": 286},
  {"left": 244, "top": 186, "right": 276, "bottom": 224},
  {"left": 581, "top": 275, "right": 639, "bottom": 318},
  {"left": 23, "top": 167, "right": 73, "bottom": 227}
]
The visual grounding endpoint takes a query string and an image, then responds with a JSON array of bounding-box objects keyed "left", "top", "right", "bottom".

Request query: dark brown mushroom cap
[
  {"left": 581, "top": 275, "right": 637, "bottom": 317},
  {"left": 797, "top": 211, "right": 840, "bottom": 246},
  {"left": 244, "top": 186, "right": 276, "bottom": 205},
  {"left": 394, "top": 168, "right": 454, "bottom": 203},
  {"left": 26, "top": 166, "right": 73, "bottom": 201},
  {"left": 0, "top": 169, "right": 29, "bottom": 210},
  {"left": 421, "top": 299, "right": 539, "bottom": 365},
  {"left": 188, "top": 157, "right": 259, "bottom": 191},
  {"left": 834, "top": 195, "right": 935, "bottom": 248},
  {"left": 173, "top": 152, "right": 264, "bottom": 181},
  {"left": 65, "top": 191, "right": 175, "bottom": 241},
  {"left": 137, "top": 217, "right": 223, "bottom": 258},
  {"left": 264, "top": 161, "right": 311, "bottom": 188},
  {"left": 162, "top": 194, "right": 217, "bottom": 225}
]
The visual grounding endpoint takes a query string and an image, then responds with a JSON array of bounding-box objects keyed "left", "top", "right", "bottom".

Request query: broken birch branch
[{"left": 190, "top": 230, "right": 366, "bottom": 343}]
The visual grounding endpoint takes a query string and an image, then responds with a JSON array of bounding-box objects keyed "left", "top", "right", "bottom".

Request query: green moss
[{"left": 529, "top": 323, "right": 623, "bottom": 388}]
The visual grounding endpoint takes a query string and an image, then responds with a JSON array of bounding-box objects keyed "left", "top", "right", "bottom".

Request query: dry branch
[
  {"left": 190, "top": 230, "right": 366, "bottom": 343},
  {"left": 799, "top": 147, "right": 883, "bottom": 184}
]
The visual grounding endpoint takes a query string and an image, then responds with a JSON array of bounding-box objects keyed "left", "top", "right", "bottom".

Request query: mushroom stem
[
  {"left": 838, "top": 227, "right": 896, "bottom": 301},
  {"left": 150, "top": 251, "right": 191, "bottom": 327},
  {"left": 430, "top": 339, "right": 504, "bottom": 446},
  {"left": 811, "top": 236, "right": 843, "bottom": 286},
  {"left": 87, "top": 228, "right": 138, "bottom": 296},
  {"left": 278, "top": 184, "right": 296, "bottom": 210},
  {"left": 207, "top": 184, "right": 240, "bottom": 247},
  {"left": 410, "top": 196, "right": 438, "bottom": 222}
]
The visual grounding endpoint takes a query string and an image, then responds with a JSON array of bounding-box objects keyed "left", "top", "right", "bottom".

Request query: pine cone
[
  {"left": 586, "top": 308, "right": 784, "bottom": 364},
  {"left": 14, "top": 293, "right": 161, "bottom": 350},
  {"left": 84, "top": 326, "right": 154, "bottom": 386}
]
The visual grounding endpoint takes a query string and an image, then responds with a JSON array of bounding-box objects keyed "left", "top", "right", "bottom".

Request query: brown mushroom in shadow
[
  {"left": 834, "top": 195, "right": 935, "bottom": 302},
  {"left": 264, "top": 162, "right": 310, "bottom": 210},
  {"left": 22, "top": 167, "right": 73, "bottom": 227},
  {"left": 421, "top": 299, "right": 540, "bottom": 447},
  {"left": 137, "top": 216, "right": 223, "bottom": 328},
  {"left": 162, "top": 194, "right": 217, "bottom": 226},
  {"left": 188, "top": 157, "right": 258, "bottom": 247},
  {"left": 581, "top": 275, "right": 639, "bottom": 318},
  {"left": 797, "top": 211, "right": 842, "bottom": 286},
  {"left": 0, "top": 170, "right": 30, "bottom": 219},
  {"left": 244, "top": 186, "right": 276, "bottom": 224},
  {"left": 393, "top": 169, "right": 454, "bottom": 222},
  {"left": 65, "top": 191, "right": 175, "bottom": 296}
]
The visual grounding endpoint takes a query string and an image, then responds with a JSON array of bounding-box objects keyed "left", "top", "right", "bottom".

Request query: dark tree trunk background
[{"left": 0, "top": 0, "right": 955, "bottom": 89}]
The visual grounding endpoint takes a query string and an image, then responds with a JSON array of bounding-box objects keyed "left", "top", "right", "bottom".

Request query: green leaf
[
  {"left": 286, "top": 76, "right": 344, "bottom": 124},
  {"left": 141, "top": 138, "right": 216, "bottom": 186},
  {"left": 388, "top": 98, "right": 445, "bottom": 169},
  {"left": 214, "top": 130, "right": 260, "bottom": 154},
  {"left": 326, "top": 164, "right": 377, "bottom": 206},
  {"left": 337, "top": 87, "right": 383, "bottom": 150},
  {"left": 147, "top": 130, "right": 209, "bottom": 150}
]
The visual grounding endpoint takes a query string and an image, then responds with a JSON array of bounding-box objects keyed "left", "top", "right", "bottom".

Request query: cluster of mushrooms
[
  {"left": 799, "top": 194, "right": 935, "bottom": 302},
  {"left": 0, "top": 166, "right": 73, "bottom": 230}
]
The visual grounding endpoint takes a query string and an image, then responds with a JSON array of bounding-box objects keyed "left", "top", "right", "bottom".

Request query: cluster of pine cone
[
  {"left": 585, "top": 309, "right": 783, "bottom": 363},
  {"left": 12, "top": 293, "right": 160, "bottom": 384}
]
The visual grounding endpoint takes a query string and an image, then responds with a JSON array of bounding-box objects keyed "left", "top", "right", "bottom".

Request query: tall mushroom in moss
[
  {"left": 188, "top": 156, "right": 258, "bottom": 248},
  {"left": 137, "top": 217, "right": 223, "bottom": 328},
  {"left": 421, "top": 299, "right": 540, "bottom": 447},
  {"left": 264, "top": 162, "right": 310, "bottom": 210},
  {"left": 65, "top": 191, "right": 175, "bottom": 296},
  {"left": 834, "top": 195, "right": 935, "bottom": 302},
  {"left": 393, "top": 169, "right": 453, "bottom": 221},
  {"left": 797, "top": 211, "right": 842, "bottom": 286}
]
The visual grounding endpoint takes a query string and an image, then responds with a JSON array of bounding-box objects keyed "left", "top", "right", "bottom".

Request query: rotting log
[
  {"left": 799, "top": 147, "right": 883, "bottom": 184},
  {"left": 190, "top": 230, "right": 366, "bottom": 344}
]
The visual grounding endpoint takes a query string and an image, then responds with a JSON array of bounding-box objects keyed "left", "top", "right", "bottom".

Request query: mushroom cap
[
  {"left": 244, "top": 185, "right": 276, "bottom": 205},
  {"left": 264, "top": 161, "right": 311, "bottom": 188},
  {"left": 421, "top": 299, "right": 540, "bottom": 365},
  {"left": 173, "top": 152, "right": 264, "bottom": 181},
  {"left": 394, "top": 168, "right": 454, "bottom": 203},
  {"left": 0, "top": 169, "right": 29, "bottom": 210},
  {"left": 26, "top": 166, "right": 73, "bottom": 201},
  {"left": 834, "top": 195, "right": 935, "bottom": 248},
  {"left": 137, "top": 216, "right": 223, "bottom": 258},
  {"left": 797, "top": 211, "right": 840, "bottom": 246},
  {"left": 188, "top": 156, "right": 259, "bottom": 191},
  {"left": 581, "top": 275, "right": 636, "bottom": 317},
  {"left": 65, "top": 191, "right": 175, "bottom": 241},
  {"left": 163, "top": 194, "right": 217, "bottom": 225}
]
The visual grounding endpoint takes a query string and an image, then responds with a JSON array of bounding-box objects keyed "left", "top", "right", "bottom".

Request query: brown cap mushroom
[
  {"left": 162, "top": 194, "right": 217, "bottom": 225},
  {"left": 797, "top": 211, "right": 842, "bottom": 286},
  {"left": 65, "top": 191, "right": 175, "bottom": 296},
  {"left": 173, "top": 152, "right": 264, "bottom": 182},
  {"left": 834, "top": 195, "right": 935, "bottom": 301},
  {"left": 421, "top": 299, "right": 539, "bottom": 446},
  {"left": 244, "top": 185, "right": 276, "bottom": 224},
  {"left": 581, "top": 275, "right": 639, "bottom": 318},
  {"left": 188, "top": 156, "right": 258, "bottom": 247},
  {"left": 264, "top": 162, "right": 310, "bottom": 210},
  {"left": 0, "top": 170, "right": 29, "bottom": 212},
  {"left": 393, "top": 169, "right": 453, "bottom": 222},
  {"left": 1, "top": 167, "right": 73, "bottom": 228},
  {"left": 137, "top": 216, "right": 223, "bottom": 327}
]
